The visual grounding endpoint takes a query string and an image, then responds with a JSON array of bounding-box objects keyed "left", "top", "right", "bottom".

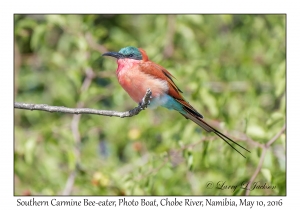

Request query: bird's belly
[{"left": 117, "top": 70, "right": 169, "bottom": 104}]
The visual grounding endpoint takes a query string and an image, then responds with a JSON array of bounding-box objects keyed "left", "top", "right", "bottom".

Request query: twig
[
  {"left": 245, "top": 147, "right": 267, "bottom": 196},
  {"left": 134, "top": 156, "right": 169, "bottom": 182},
  {"left": 62, "top": 170, "right": 76, "bottom": 195},
  {"left": 163, "top": 15, "right": 176, "bottom": 59},
  {"left": 123, "top": 124, "right": 285, "bottom": 194},
  {"left": 14, "top": 89, "right": 152, "bottom": 118},
  {"left": 245, "top": 124, "right": 286, "bottom": 195},
  {"left": 85, "top": 32, "right": 107, "bottom": 54},
  {"left": 266, "top": 124, "right": 286, "bottom": 147},
  {"left": 80, "top": 68, "right": 95, "bottom": 92},
  {"left": 62, "top": 68, "right": 96, "bottom": 195},
  {"left": 15, "top": 87, "right": 152, "bottom": 195},
  {"left": 62, "top": 111, "right": 82, "bottom": 195},
  {"left": 132, "top": 137, "right": 211, "bottom": 182},
  {"left": 121, "top": 135, "right": 244, "bottom": 183}
]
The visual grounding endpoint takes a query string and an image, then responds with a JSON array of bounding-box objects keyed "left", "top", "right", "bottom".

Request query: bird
[{"left": 103, "top": 46, "right": 250, "bottom": 158}]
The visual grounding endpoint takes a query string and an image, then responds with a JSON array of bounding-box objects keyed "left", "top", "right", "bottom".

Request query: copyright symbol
[{"left": 206, "top": 181, "right": 214, "bottom": 189}]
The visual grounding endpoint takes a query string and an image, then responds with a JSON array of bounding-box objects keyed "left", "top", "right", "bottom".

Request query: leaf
[
  {"left": 24, "top": 138, "right": 36, "bottom": 164},
  {"left": 247, "top": 124, "right": 266, "bottom": 139},
  {"left": 261, "top": 168, "right": 272, "bottom": 183},
  {"left": 67, "top": 151, "right": 76, "bottom": 170},
  {"left": 187, "top": 151, "right": 194, "bottom": 171},
  {"left": 266, "top": 112, "right": 284, "bottom": 127},
  {"left": 31, "top": 25, "right": 46, "bottom": 50}
]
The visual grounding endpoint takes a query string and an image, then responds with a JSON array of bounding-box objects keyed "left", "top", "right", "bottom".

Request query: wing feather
[
  {"left": 138, "top": 61, "right": 204, "bottom": 119},
  {"left": 138, "top": 59, "right": 250, "bottom": 158}
]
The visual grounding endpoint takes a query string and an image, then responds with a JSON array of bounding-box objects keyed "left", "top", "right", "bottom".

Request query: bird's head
[{"left": 102, "top": 46, "right": 148, "bottom": 61}]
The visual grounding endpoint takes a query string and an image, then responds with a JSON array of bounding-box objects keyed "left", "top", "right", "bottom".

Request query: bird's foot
[
  {"left": 138, "top": 88, "right": 152, "bottom": 110},
  {"left": 147, "top": 96, "right": 152, "bottom": 105},
  {"left": 138, "top": 102, "right": 145, "bottom": 110},
  {"left": 139, "top": 98, "right": 151, "bottom": 110}
]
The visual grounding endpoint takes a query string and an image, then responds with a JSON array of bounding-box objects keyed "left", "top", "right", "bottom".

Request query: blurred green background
[{"left": 14, "top": 14, "right": 286, "bottom": 195}]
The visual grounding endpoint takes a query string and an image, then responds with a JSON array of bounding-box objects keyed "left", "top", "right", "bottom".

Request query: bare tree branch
[
  {"left": 117, "top": 124, "right": 286, "bottom": 196},
  {"left": 163, "top": 15, "right": 176, "bottom": 59},
  {"left": 62, "top": 170, "right": 76, "bottom": 195},
  {"left": 62, "top": 68, "right": 96, "bottom": 195},
  {"left": 85, "top": 32, "right": 107, "bottom": 54},
  {"left": 14, "top": 89, "right": 152, "bottom": 118},
  {"left": 266, "top": 124, "right": 286, "bottom": 148},
  {"left": 245, "top": 124, "right": 286, "bottom": 196},
  {"left": 15, "top": 84, "right": 285, "bottom": 196},
  {"left": 14, "top": 72, "right": 151, "bottom": 195}
]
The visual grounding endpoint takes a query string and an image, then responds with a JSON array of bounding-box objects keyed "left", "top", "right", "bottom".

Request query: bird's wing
[
  {"left": 139, "top": 61, "right": 204, "bottom": 119},
  {"left": 138, "top": 61, "right": 250, "bottom": 158}
]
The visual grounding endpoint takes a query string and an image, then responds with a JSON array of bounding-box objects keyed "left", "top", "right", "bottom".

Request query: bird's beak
[{"left": 102, "top": 52, "right": 124, "bottom": 59}]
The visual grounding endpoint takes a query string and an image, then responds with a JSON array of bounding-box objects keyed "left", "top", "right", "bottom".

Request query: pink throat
[
  {"left": 116, "top": 58, "right": 140, "bottom": 74},
  {"left": 115, "top": 58, "right": 168, "bottom": 103}
]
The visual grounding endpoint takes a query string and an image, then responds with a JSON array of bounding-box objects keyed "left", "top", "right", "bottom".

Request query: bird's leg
[
  {"left": 147, "top": 96, "right": 152, "bottom": 105},
  {"left": 138, "top": 88, "right": 152, "bottom": 109},
  {"left": 139, "top": 98, "right": 151, "bottom": 109}
]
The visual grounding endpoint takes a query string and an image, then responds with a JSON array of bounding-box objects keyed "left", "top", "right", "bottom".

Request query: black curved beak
[{"left": 102, "top": 52, "right": 124, "bottom": 59}]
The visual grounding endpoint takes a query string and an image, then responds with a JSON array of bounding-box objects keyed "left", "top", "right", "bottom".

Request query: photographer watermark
[{"left": 206, "top": 181, "right": 276, "bottom": 192}]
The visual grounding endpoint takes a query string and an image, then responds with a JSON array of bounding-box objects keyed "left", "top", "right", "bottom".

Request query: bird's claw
[
  {"left": 147, "top": 96, "right": 152, "bottom": 105},
  {"left": 138, "top": 102, "right": 145, "bottom": 110},
  {"left": 138, "top": 88, "right": 152, "bottom": 110}
]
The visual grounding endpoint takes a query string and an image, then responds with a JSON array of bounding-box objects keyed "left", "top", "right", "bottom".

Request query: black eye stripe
[{"left": 123, "top": 52, "right": 142, "bottom": 60}]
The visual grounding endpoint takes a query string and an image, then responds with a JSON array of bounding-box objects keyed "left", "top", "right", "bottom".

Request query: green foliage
[{"left": 14, "top": 14, "right": 286, "bottom": 195}]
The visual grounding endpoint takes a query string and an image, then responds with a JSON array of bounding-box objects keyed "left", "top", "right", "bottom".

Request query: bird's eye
[{"left": 128, "top": 54, "right": 134, "bottom": 57}]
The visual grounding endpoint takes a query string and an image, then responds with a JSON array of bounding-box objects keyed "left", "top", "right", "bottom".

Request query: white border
[{"left": 2, "top": 0, "right": 298, "bottom": 209}]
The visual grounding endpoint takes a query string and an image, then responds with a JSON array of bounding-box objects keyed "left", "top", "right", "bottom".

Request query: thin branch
[
  {"left": 120, "top": 135, "right": 245, "bottom": 183},
  {"left": 62, "top": 68, "right": 96, "bottom": 195},
  {"left": 134, "top": 156, "right": 169, "bottom": 182},
  {"left": 80, "top": 68, "right": 96, "bottom": 92},
  {"left": 245, "top": 147, "right": 267, "bottom": 196},
  {"left": 119, "top": 124, "right": 286, "bottom": 194},
  {"left": 15, "top": 87, "right": 151, "bottom": 194},
  {"left": 62, "top": 170, "right": 76, "bottom": 195},
  {"left": 237, "top": 132, "right": 265, "bottom": 149},
  {"left": 163, "top": 15, "right": 176, "bottom": 59},
  {"left": 85, "top": 32, "right": 107, "bottom": 54},
  {"left": 245, "top": 124, "right": 286, "bottom": 195},
  {"left": 266, "top": 124, "right": 286, "bottom": 147},
  {"left": 14, "top": 89, "right": 152, "bottom": 118},
  {"left": 125, "top": 137, "right": 212, "bottom": 182},
  {"left": 64, "top": 104, "right": 83, "bottom": 195}
]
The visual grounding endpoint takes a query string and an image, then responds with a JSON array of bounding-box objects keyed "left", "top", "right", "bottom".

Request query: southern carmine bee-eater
[{"left": 103, "top": 46, "right": 250, "bottom": 158}]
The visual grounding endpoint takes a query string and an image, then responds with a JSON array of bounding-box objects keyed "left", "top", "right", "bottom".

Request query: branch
[
  {"left": 163, "top": 15, "right": 176, "bottom": 59},
  {"left": 245, "top": 124, "right": 286, "bottom": 196},
  {"left": 14, "top": 89, "right": 152, "bottom": 118},
  {"left": 62, "top": 68, "right": 96, "bottom": 195},
  {"left": 118, "top": 124, "right": 286, "bottom": 195},
  {"left": 62, "top": 170, "right": 76, "bottom": 195},
  {"left": 266, "top": 124, "right": 286, "bottom": 148}
]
